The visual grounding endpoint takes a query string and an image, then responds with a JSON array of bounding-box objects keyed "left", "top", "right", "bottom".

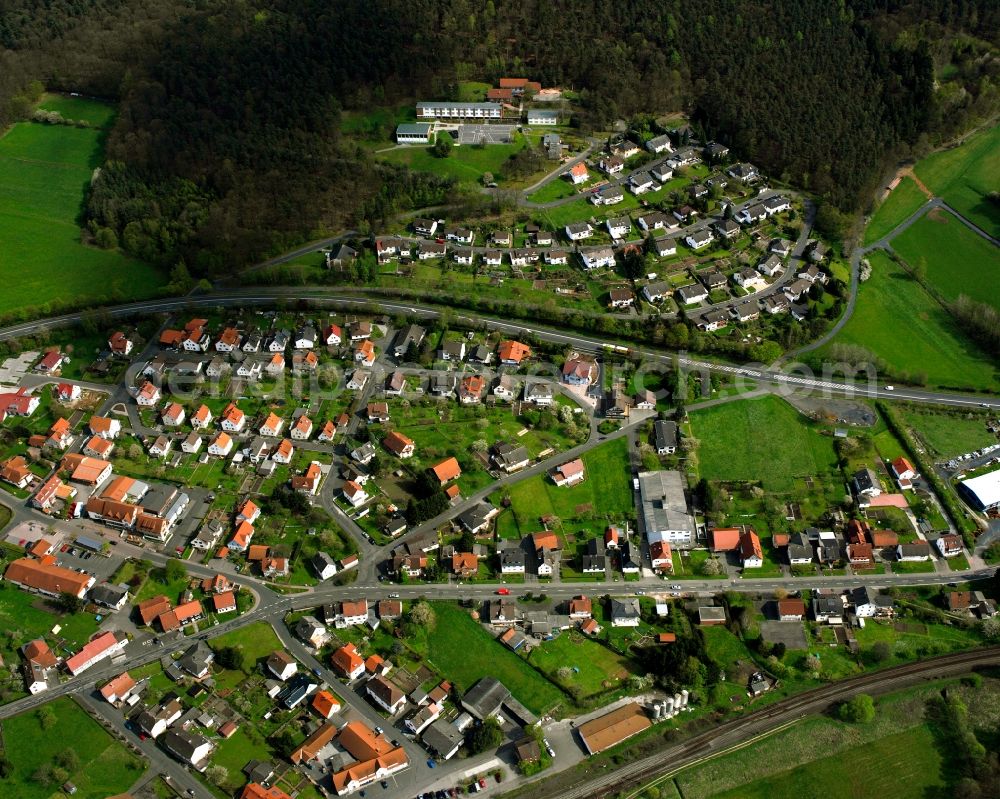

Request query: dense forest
[{"left": 1, "top": 0, "right": 998, "bottom": 274}]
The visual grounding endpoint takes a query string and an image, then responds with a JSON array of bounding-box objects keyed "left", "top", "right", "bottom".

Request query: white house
[
  {"left": 685, "top": 229, "right": 714, "bottom": 250},
  {"left": 606, "top": 217, "right": 630, "bottom": 239},
  {"left": 565, "top": 222, "right": 593, "bottom": 241},
  {"left": 580, "top": 247, "right": 616, "bottom": 270}
]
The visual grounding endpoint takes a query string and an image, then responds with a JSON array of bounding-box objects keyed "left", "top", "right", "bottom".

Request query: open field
[
  {"left": 0, "top": 697, "right": 145, "bottom": 799},
  {"left": 891, "top": 207, "right": 1000, "bottom": 309},
  {"left": 863, "top": 176, "right": 928, "bottom": 245},
  {"left": 689, "top": 395, "right": 839, "bottom": 492},
  {"left": 901, "top": 407, "right": 995, "bottom": 459},
  {"left": 914, "top": 123, "right": 1000, "bottom": 238},
  {"left": 377, "top": 138, "right": 527, "bottom": 184},
  {"left": 822, "top": 250, "right": 999, "bottom": 391},
  {"left": 0, "top": 96, "right": 166, "bottom": 316},
  {"left": 709, "top": 726, "right": 944, "bottom": 799},
  {"left": 0, "top": 582, "right": 101, "bottom": 694},
  {"left": 426, "top": 602, "right": 564, "bottom": 715},
  {"left": 37, "top": 93, "right": 116, "bottom": 127},
  {"left": 504, "top": 437, "right": 633, "bottom": 528},
  {"left": 527, "top": 630, "right": 635, "bottom": 698},
  {"left": 672, "top": 678, "right": 1000, "bottom": 799}
]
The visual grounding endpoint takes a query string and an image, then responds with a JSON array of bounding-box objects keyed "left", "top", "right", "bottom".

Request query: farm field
[
  {"left": 822, "top": 251, "right": 999, "bottom": 392},
  {"left": 914, "top": 123, "right": 1000, "bottom": 238},
  {"left": 0, "top": 697, "right": 145, "bottom": 799},
  {"left": 863, "top": 176, "right": 927, "bottom": 245},
  {"left": 901, "top": 407, "right": 995, "bottom": 459},
  {"left": 0, "top": 98, "right": 166, "bottom": 318},
  {"left": 689, "top": 395, "right": 839, "bottom": 492},
  {"left": 891, "top": 207, "right": 1000, "bottom": 309},
  {"left": 503, "top": 437, "right": 633, "bottom": 529},
  {"left": 426, "top": 602, "right": 564, "bottom": 716}
]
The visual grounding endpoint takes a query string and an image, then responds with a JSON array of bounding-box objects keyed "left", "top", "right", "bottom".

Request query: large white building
[
  {"left": 416, "top": 102, "right": 501, "bottom": 120},
  {"left": 959, "top": 468, "right": 1000, "bottom": 513},
  {"left": 637, "top": 471, "right": 695, "bottom": 548}
]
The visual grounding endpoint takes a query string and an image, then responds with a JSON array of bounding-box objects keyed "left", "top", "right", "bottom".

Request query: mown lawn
[
  {"left": 901, "top": 408, "right": 994, "bottom": 458},
  {"left": 823, "top": 250, "right": 999, "bottom": 391},
  {"left": 689, "top": 395, "right": 840, "bottom": 492},
  {"left": 914, "top": 123, "right": 1000, "bottom": 238},
  {"left": 209, "top": 621, "right": 283, "bottom": 689},
  {"left": 377, "top": 138, "right": 527, "bottom": 184},
  {"left": 0, "top": 98, "right": 166, "bottom": 317},
  {"left": 891, "top": 208, "right": 1000, "bottom": 309},
  {"left": 527, "top": 177, "right": 580, "bottom": 203},
  {"left": 863, "top": 176, "right": 928, "bottom": 245},
  {"left": 0, "top": 697, "right": 145, "bottom": 799},
  {"left": 426, "top": 602, "right": 564, "bottom": 715}
]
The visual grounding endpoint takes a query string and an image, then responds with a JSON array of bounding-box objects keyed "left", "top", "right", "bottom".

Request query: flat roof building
[{"left": 637, "top": 470, "right": 695, "bottom": 547}]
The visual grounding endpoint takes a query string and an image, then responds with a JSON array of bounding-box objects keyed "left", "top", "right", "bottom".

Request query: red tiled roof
[
  {"left": 431, "top": 457, "right": 462, "bottom": 484},
  {"left": 712, "top": 527, "right": 741, "bottom": 552}
]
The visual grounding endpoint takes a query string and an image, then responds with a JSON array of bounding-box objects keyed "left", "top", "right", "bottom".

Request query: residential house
[
  {"left": 739, "top": 528, "right": 763, "bottom": 568},
  {"left": 524, "top": 382, "right": 553, "bottom": 405},
  {"left": 676, "top": 283, "right": 708, "bottom": 305},
  {"left": 383, "top": 431, "right": 415, "bottom": 459},
  {"left": 643, "top": 280, "right": 672, "bottom": 303},
  {"left": 551, "top": 458, "right": 585, "bottom": 487},
  {"left": 562, "top": 354, "right": 598, "bottom": 385},
  {"left": 610, "top": 598, "right": 641, "bottom": 627},
  {"left": 685, "top": 229, "right": 714, "bottom": 250},
  {"left": 565, "top": 222, "right": 593, "bottom": 241},
  {"left": 592, "top": 186, "right": 624, "bottom": 206},
  {"left": 654, "top": 420, "right": 678, "bottom": 454},
  {"left": 568, "top": 162, "right": 589, "bottom": 184}
]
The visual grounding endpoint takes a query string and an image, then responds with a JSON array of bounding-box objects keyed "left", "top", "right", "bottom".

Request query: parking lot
[{"left": 457, "top": 124, "right": 516, "bottom": 145}]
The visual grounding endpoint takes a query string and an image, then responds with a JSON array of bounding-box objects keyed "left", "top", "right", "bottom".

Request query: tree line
[{"left": 0, "top": 0, "right": 997, "bottom": 276}]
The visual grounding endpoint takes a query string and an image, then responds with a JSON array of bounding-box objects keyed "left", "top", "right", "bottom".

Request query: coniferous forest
[{"left": 1, "top": 0, "right": 998, "bottom": 274}]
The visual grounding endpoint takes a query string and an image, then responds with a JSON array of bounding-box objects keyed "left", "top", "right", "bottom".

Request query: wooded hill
[{"left": 1, "top": 0, "right": 997, "bottom": 274}]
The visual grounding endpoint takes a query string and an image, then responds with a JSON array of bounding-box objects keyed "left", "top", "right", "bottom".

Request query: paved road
[{"left": 787, "top": 193, "right": 999, "bottom": 359}]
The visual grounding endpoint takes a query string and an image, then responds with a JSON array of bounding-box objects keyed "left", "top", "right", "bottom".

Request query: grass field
[
  {"left": 504, "top": 438, "right": 633, "bottom": 528},
  {"left": 0, "top": 697, "right": 145, "bottom": 799},
  {"left": 689, "top": 395, "right": 839, "bottom": 492},
  {"left": 891, "top": 207, "right": 1000, "bottom": 309},
  {"left": 527, "top": 631, "right": 635, "bottom": 698},
  {"left": 902, "top": 408, "right": 995, "bottom": 458},
  {"left": 37, "top": 93, "right": 116, "bottom": 127},
  {"left": 671, "top": 678, "right": 1000, "bottom": 799},
  {"left": 915, "top": 123, "right": 1000, "bottom": 238},
  {"left": 0, "top": 582, "right": 101, "bottom": 685},
  {"left": 209, "top": 622, "right": 283, "bottom": 689},
  {"left": 823, "top": 250, "right": 999, "bottom": 391},
  {"left": 377, "top": 138, "right": 527, "bottom": 185},
  {"left": 710, "top": 726, "right": 944, "bottom": 799},
  {"left": 526, "top": 177, "right": 580, "bottom": 203},
  {"left": 864, "top": 176, "right": 928, "bottom": 245},
  {"left": 0, "top": 95, "right": 166, "bottom": 316},
  {"left": 426, "top": 602, "right": 564, "bottom": 715}
]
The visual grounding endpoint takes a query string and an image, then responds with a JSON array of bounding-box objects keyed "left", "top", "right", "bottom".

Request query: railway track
[{"left": 547, "top": 646, "right": 1000, "bottom": 799}]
